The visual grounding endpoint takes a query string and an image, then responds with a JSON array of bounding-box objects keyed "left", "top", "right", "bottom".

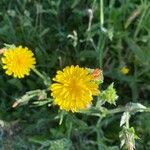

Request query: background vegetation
[{"left": 0, "top": 0, "right": 150, "bottom": 149}]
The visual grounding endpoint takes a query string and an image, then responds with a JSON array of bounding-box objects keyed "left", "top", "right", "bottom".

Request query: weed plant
[{"left": 0, "top": 0, "right": 150, "bottom": 150}]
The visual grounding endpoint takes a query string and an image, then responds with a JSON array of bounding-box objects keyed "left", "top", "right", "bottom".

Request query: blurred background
[{"left": 0, "top": 0, "right": 150, "bottom": 149}]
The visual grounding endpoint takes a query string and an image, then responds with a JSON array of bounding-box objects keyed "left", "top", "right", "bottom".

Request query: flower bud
[
  {"left": 120, "top": 66, "right": 129, "bottom": 75},
  {"left": 100, "top": 83, "right": 118, "bottom": 105},
  {"left": 89, "top": 68, "right": 103, "bottom": 84}
]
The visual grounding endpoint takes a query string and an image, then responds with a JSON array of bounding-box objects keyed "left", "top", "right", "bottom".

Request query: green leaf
[
  {"left": 49, "top": 138, "right": 73, "bottom": 150},
  {"left": 126, "top": 102, "right": 147, "bottom": 114},
  {"left": 125, "top": 38, "right": 148, "bottom": 65},
  {"left": 7, "top": 78, "right": 23, "bottom": 90},
  {"left": 79, "top": 50, "right": 98, "bottom": 59},
  {"left": 120, "top": 112, "right": 130, "bottom": 127}
]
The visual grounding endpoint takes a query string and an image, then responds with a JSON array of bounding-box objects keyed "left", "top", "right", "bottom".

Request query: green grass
[{"left": 0, "top": 0, "right": 150, "bottom": 149}]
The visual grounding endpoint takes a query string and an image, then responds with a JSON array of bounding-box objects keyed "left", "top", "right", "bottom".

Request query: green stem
[
  {"left": 92, "top": 0, "right": 97, "bottom": 10},
  {"left": 96, "top": 117, "right": 104, "bottom": 150},
  {"left": 32, "top": 67, "right": 45, "bottom": 81},
  {"left": 134, "top": 2, "right": 149, "bottom": 38},
  {"left": 32, "top": 67, "right": 51, "bottom": 86},
  {"left": 100, "top": 0, "right": 104, "bottom": 27},
  {"left": 104, "top": 106, "right": 150, "bottom": 116},
  {"left": 105, "top": 107, "right": 126, "bottom": 115},
  {"left": 67, "top": 121, "right": 73, "bottom": 138},
  {"left": 126, "top": 112, "right": 130, "bottom": 128},
  {"left": 145, "top": 107, "right": 150, "bottom": 112}
]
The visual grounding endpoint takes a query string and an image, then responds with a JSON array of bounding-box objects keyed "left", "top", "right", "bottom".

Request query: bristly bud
[
  {"left": 12, "top": 101, "right": 20, "bottom": 108},
  {"left": 86, "top": 8, "right": 93, "bottom": 32},
  {"left": 67, "top": 30, "right": 78, "bottom": 47},
  {"left": 100, "top": 83, "right": 118, "bottom": 105},
  {"left": 119, "top": 126, "right": 139, "bottom": 150}
]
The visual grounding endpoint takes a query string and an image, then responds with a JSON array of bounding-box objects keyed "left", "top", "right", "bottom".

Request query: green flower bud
[{"left": 100, "top": 83, "right": 118, "bottom": 105}]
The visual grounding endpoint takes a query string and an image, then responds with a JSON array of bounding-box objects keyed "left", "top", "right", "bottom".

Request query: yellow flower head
[
  {"left": 2, "top": 46, "right": 36, "bottom": 78},
  {"left": 50, "top": 65, "right": 99, "bottom": 112},
  {"left": 120, "top": 66, "right": 129, "bottom": 75}
]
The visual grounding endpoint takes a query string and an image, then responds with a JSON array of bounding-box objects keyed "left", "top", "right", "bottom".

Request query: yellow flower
[
  {"left": 50, "top": 65, "right": 99, "bottom": 112},
  {"left": 2, "top": 46, "right": 36, "bottom": 78},
  {"left": 120, "top": 66, "right": 129, "bottom": 75}
]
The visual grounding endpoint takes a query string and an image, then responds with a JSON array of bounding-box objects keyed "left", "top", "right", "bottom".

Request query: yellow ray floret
[
  {"left": 2, "top": 46, "right": 36, "bottom": 78},
  {"left": 50, "top": 65, "right": 100, "bottom": 112}
]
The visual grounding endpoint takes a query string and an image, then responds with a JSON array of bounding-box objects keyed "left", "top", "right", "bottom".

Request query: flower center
[
  {"left": 16, "top": 58, "right": 22, "bottom": 64},
  {"left": 68, "top": 78, "right": 83, "bottom": 95}
]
